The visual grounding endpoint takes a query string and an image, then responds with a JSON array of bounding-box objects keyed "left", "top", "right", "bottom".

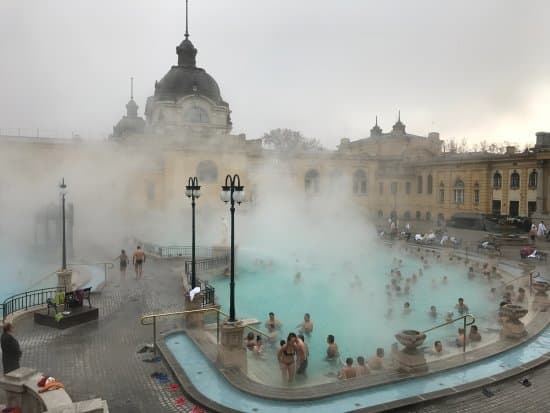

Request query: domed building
[
  {"left": 112, "top": 90, "right": 146, "bottom": 139},
  {"left": 143, "top": 31, "right": 232, "bottom": 138}
]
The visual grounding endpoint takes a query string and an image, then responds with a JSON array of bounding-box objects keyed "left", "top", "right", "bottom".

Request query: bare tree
[{"left": 262, "top": 128, "right": 324, "bottom": 152}]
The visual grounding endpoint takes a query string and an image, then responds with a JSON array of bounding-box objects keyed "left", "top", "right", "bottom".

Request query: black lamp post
[
  {"left": 185, "top": 176, "right": 201, "bottom": 289},
  {"left": 220, "top": 174, "right": 245, "bottom": 323},
  {"left": 59, "top": 178, "right": 67, "bottom": 271}
]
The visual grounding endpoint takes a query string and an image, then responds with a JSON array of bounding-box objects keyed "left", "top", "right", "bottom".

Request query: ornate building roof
[{"left": 153, "top": 37, "right": 228, "bottom": 107}]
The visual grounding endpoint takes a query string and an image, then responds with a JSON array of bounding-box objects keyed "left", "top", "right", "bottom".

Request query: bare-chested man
[
  {"left": 296, "top": 313, "right": 313, "bottom": 335},
  {"left": 338, "top": 358, "right": 357, "bottom": 380},
  {"left": 133, "top": 246, "right": 146, "bottom": 279}
]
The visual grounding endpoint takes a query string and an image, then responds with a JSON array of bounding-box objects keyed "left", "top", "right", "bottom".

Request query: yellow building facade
[{"left": 2, "top": 31, "right": 550, "bottom": 230}]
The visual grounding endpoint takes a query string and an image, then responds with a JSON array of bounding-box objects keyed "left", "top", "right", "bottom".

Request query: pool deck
[{"left": 2, "top": 232, "right": 550, "bottom": 412}]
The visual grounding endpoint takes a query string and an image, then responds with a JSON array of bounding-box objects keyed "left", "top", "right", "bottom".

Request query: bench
[{"left": 46, "top": 287, "right": 92, "bottom": 315}]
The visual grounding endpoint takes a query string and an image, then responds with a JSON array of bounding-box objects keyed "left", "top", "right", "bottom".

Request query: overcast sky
[{"left": 1, "top": 0, "right": 549, "bottom": 148}]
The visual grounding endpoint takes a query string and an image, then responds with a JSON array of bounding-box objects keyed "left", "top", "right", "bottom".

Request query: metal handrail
[
  {"left": 69, "top": 262, "right": 115, "bottom": 285},
  {"left": 2, "top": 286, "right": 61, "bottom": 322},
  {"left": 140, "top": 307, "right": 269, "bottom": 355},
  {"left": 421, "top": 313, "right": 476, "bottom": 353}
]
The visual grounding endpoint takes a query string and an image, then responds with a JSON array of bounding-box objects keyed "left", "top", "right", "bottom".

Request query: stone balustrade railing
[{"left": 0, "top": 367, "right": 108, "bottom": 413}]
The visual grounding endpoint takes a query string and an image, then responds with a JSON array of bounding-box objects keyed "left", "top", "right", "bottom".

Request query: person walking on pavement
[
  {"left": 133, "top": 246, "right": 146, "bottom": 280},
  {"left": 537, "top": 220, "right": 547, "bottom": 240},
  {"left": 117, "top": 249, "right": 129, "bottom": 279},
  {"left": 1, "top": 323, "right": 22, "bottom": 374}
]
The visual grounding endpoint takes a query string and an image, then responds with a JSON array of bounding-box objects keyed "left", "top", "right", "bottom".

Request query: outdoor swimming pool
[
  {"left": 165, "top": 322, "right": 550, "bottom": 412},
  {"left": 208, "top": 246, "right": 504, "bottom": 378}
]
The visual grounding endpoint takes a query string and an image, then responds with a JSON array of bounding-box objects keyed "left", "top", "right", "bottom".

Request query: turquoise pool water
[
  {"left": 165, "top": 325, "right": 550, "bottom": 412},
  {"left": 209, "top": 247, "right": 501, "bottom": 376}
]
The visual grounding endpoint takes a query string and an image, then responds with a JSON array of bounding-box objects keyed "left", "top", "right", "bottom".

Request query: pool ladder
[{"left": 421, "top": 313, "right": 476, "bottom": 353}]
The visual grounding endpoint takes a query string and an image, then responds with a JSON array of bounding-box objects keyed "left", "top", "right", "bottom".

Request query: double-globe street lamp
[
  {"left": 59, "top": 178, "right": 68, "bottom": 271},
  {"left": 185, "top": 177, "right": 201, "bottom": 289},
  {"left": 220, "top": 174, "right": 245, "bottom": 323}
]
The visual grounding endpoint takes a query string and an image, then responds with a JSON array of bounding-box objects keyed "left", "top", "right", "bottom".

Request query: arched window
[
  {"left": 439, "top": 182, "right": 445, "bottom": 203},
  {"left": 184, "top": 106, "right": 210, "bottom": 123},
  {"left": 493, "top": 172, "right": 502, "bottom": 189},
  {"left": 426, "top": 211, "right": 432, "bottom": 221},
  {"left": 473, "top": 182, "right": 480, "bottom": 205},
  {"left": 453, "top": 179, "right": 465, "bottom": 204},
  {"left": 353, "top": 169, "right": 367, "bottom": 195},
  {"left": 305, "top": 169, "right": 320, "bottom": 194},
  {"left": 196, "top": 160, "right": 218, "bottom": 183},
  {"left": 427, "top": 174, "right": 433, "bottom": 194},
  {"left": 416, "top": 211, "right": 421, "bottom": 220},
  {"left": 437, "top": 213, "right": 445, "bottom": 224},
  {"left": 510, "top": 171, "right": 520, "bottom": 189},
  {"left": 529, "top": 170, "right": 538, "bottom": 189},
  {"left": 329, "top": 169, "right": 342, "bottom": 189},
  {"left": 417, "top": 176, "right": 423, "bottom": 194}
]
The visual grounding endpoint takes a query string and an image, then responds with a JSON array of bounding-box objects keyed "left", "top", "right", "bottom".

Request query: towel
[{"left": 189, "top": 287, "right": 201, "bottom": 302}]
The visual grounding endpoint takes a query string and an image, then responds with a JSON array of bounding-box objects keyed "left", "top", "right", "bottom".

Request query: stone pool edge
[{"left": 158, "top": 314, "right": 550, "bottom": 413}]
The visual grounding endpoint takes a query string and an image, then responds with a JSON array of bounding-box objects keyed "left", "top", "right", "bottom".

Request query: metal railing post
[
  {"left": 153, "top": 316, "right": 157, "bottom": 356},
  {"left": 104, "top": 263, "right": 108, "bottom": 285},
  {"left": 463, "top": 316, "right": 467, "bottom": 353},
  {"left": 217, "top": 310, "right": 220, "bottom": 344}
]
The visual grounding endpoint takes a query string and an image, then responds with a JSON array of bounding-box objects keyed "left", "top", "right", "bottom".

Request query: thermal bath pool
[{"left": 207, "top": 246, "right": 507, "bottom": 380}]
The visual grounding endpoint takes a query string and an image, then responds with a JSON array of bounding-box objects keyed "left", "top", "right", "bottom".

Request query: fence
[
  {"left": 184, "top": 254, "right": 230, "bottom": 276},
  {"left": 141, "top": 243, "right": 229, "bottom": 259},
  {"left": 2, "top": 287, "right": 60, "bottom": 322}
]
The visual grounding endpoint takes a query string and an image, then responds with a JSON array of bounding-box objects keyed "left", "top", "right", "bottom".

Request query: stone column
[
  {"left": 184, "top": 289, "right": 204, "bottom": 329},
  {"left": 56, "top": 269, "right": 73, "bottom": 292},
  {"left": 536, "top": 161, "right": 545, "bottom": 215},
  {"left": 217, "top": 322, "right": 247, "bottom": 372}
]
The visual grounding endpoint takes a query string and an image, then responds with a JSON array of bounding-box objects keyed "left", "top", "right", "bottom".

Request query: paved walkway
[
  {"left": 3, "top": 259, "right": 208, "bottom": 413},
  {"left": 393, "top": 360, "right": 550, "bottom": 413},
  {"left": 3, "top": 232, "right": 550, "bottom": 412}
]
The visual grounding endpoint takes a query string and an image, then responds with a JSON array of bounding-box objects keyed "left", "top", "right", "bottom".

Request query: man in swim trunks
[
  {"left": 133, "top": 246, "right": 146, "bottom": 279},
  {"left": 296, "top": 334, "right": 309, "bottom": 376}
]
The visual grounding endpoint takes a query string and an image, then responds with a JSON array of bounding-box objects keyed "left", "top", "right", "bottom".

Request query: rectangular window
[
  {"left": 492, "top": 200, "right": 501, "bottom": 215},
  {"left": 528, "top": 201, "right": 537, "bottom": 217},
  {"left": 473, "top": 190, "right": 480, "bottom": 205},
  {"left": 509, "top": 201, "right": 519, "bottom": 217},
  {"left": 391, "top": 182, "right": 398, "bottom": 194},
  {"left": 406, "top": 182, "right": 411, "bottom": 194},
  {"left": 439, "top": 189, "right": 445, "bottom": 203},
  {"left": 453, "top": 189, "right": 464, "bottom": 204},
  {"left": 379, "top": 182, "right": 384, "bottom": 195}
]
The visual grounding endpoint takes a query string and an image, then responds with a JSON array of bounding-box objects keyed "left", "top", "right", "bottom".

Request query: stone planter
[
  {"left": 393, "top": 330, "right": 428, "bottom": 373},
  {"left": 501, "top": 304, "right": 528, "bottom": 339},
  {"left": 532, "top": 281, "right": 550, "bottom": 311}
]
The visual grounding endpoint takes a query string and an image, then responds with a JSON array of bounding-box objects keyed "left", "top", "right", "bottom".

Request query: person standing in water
[
  {"left": 133, "top": 246, "right": 146, "bottom": 279},
  {"left": 277, "top": 333, "right": 298, "bottom": 382},
  {"left": 118, "top": 249, "right": 129, "bottom": 279}
]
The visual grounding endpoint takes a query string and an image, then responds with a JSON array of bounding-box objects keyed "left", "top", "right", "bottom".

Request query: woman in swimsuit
[{"left": 277, "top": 333, "right": 298, "bottom": 382}]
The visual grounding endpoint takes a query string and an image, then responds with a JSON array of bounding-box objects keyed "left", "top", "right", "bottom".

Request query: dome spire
[
  {"left": 126, "top": 77, "right": 138, "bottom": 118},
  {"left": 176, "top": 0, "right": 197, "bottom": 67},
  {"left": 185, "top": 0, "right": 189, "bottom": 39},
  {"left": 370, "top": 115, "right": 382, "bottom": 137}
]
